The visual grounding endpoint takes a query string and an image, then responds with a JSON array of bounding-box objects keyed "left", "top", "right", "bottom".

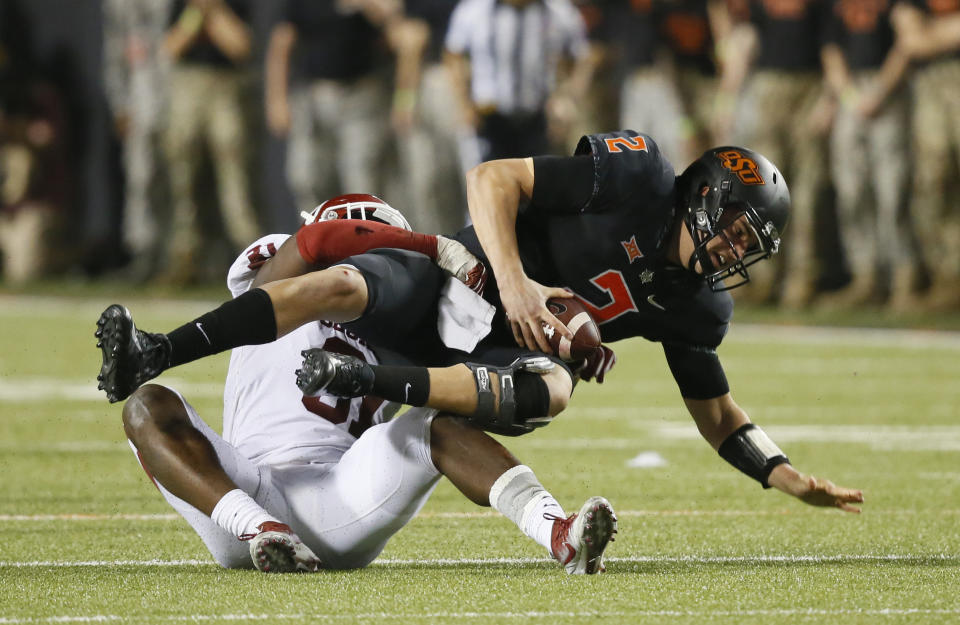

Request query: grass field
[{"left": 1, "top": 292, "right": 959, "bottom": 624}]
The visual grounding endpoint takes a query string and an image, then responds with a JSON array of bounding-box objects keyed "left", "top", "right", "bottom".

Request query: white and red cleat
[
  {"left": 548, "top": 496, "right": 618, "bottom": 575},
  {"left": 241, "top": 521, "right": 321, "bottom": 573}
]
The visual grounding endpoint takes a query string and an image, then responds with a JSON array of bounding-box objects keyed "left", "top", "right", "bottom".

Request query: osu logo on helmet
[{"left": 716, "top": 150, "right": 764, "bottom": 185}]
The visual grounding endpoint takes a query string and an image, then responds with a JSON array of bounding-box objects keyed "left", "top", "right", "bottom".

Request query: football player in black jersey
[
  {"left": 457, "top": 129, "right": 862, "bottom": 511},
  {"left": 96, "top": 131, "right": 863, "bottom": 513}
]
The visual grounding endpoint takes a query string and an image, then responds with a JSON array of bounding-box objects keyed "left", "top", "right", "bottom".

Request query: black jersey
[
  {"left": 462, "top": 130, "right": 732, "bottom": 348},
  {"left": 749, "top": 0, "right": 830, "bottom": 72},
  {"left": 454, "top": 130, "right": 734, "bottom": 398},
  {"left": 823, "top": 0, "right": 895, "bottom": 70}
]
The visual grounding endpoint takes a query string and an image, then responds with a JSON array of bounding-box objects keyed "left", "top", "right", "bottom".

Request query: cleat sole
[
  {"left": 580, "top": 498, "right": 617, "bottom": 575},
  {"left": 95, "top": 305, "right": 134, "bottom": 404}
]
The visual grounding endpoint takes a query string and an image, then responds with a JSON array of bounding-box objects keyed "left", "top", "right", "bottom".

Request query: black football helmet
[{"left": 676, "top": 146, "right": 790, "bottom": 291}]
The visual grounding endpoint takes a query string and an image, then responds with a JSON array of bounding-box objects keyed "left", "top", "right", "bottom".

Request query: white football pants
[{"left": 129, "top": 388, "right": 441, "bottom": 570}]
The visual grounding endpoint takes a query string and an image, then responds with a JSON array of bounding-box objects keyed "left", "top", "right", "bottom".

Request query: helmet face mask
[
  {"left": 302, "top": 193, "right": 412, "bottom": 231},
  {"left": 679, "top": 147, "right": 790, "bottom": 292}
]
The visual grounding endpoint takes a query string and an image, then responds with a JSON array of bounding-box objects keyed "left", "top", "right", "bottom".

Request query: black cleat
[
  {"left": 95, "top": 305, "right": 171, "bottom": 403},
  {"left": 296, "top": 349, "right": 375, "bottom": 397}
]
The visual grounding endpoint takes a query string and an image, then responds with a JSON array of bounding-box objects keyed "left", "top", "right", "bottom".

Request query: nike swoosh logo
[
  {"left": 404, "top": 382, "right": 412, "bottom": 403},
  {"left": 647, "top": 294, "right": 665, "bottom": 312},
  {"left": 195, "top": 322, "right": 212, "bottom": 345}
]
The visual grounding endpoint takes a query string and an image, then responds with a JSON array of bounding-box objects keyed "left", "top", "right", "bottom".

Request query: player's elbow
[
  {"left": 466, "top": 159, "right": 529, "bottom": 199},
  {"left": 465, "top": 160, "right": 496, "bottom": 191}
]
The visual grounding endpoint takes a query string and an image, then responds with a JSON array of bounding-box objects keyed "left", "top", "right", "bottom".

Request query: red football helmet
[{"left": 301, "top": 193, "right": 412, "bottom": 231}]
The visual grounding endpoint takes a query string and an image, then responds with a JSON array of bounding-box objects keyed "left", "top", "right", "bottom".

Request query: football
[{"left": 544, "top": 297, "right": 601, "bottom": 362}]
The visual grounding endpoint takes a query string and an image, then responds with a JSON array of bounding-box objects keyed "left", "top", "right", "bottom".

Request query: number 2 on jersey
[{"left": 604, "top": 136, "right": 648, "bottom": 153}]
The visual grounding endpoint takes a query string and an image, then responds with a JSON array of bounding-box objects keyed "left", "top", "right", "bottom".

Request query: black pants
[{"left": 342, "top": 248, "right": 568, "bottom": 373}]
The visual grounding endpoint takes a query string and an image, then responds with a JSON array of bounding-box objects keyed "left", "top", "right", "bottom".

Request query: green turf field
[{"left": 1, "top": 293, "right": 959, "bottom": 624}]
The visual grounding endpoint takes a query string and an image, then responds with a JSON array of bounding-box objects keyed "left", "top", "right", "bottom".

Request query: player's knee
[
  {"left": 511, "top": 369, "right": 565, "bottom": 419},
  {"left": 121, "top": 384, "right": 188, "bottom": 443},
  {"left": 292, "top": 267, "right": 368, "bottom": 323},
  {"left": 541, "top": 367, "right": 573, "bottom": 417}
]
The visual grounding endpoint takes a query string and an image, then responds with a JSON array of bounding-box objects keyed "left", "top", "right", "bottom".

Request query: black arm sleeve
[
  {"left": 662, "top": 342, "right": 730, "bottom": 400},
  {"left": 528, "top": 155, "right": 595, "bottom": 215}
]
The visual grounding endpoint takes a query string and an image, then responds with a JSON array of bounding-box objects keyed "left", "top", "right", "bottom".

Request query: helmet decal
[{"left": 716, "top": 150, "right": 764, "bottom": 185}]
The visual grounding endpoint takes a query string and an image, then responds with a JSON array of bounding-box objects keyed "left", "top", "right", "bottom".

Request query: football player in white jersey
[{"left": 120, "top": 198, "right": 617, "bottom": 574}]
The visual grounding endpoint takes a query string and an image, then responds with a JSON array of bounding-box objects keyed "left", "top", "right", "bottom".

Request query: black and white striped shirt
[{"left": 445, "top": 0, "right": 587, "bottom": 114}]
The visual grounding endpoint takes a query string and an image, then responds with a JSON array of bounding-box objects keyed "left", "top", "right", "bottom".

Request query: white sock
[
  {"left": 210, "top": 488, "right": 279, "bottom": 539},
  {"left": 489, "top": 465, "right": 564, "bottom": 553},
  {"left": 522, "top": 495, "right": 565, "bottom": 554}
]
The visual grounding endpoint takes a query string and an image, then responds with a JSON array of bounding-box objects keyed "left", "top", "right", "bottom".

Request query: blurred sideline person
[
  {"left": 389, "top": 0, "right": 468, "bottom": 235},
  {"left": 161, "top": 0, "right": 260, "bottom": 284},
  {"left": 819, "top": 0, "right": 916, "bottom": 310},
  {"left": 0, "top": 84, "right": 69, "bottom": 284},
  {"left": 97, "top": 132, "right": 864, "bottom": 516},
  {"left": 558, "top": 0, "right": 620, "bottom": 152},
  {"left": 102, "top": 0, "right": 172, "bottom": 281},
  {"left": 444, "top": 0, "right": 592, "bottom": 165},
  {"left": 714, "top": 0, "right": 833, "bottom": 308},
  {"left": 660, "top": 0, "right": 726, "bottom": 165},
  {"left": 0, "top": 1, "right": 70, "bottom": 284},
  {"left": 266, "top": 0, "right": 397, "bottom": 212},
  {"left": 893, "top": 0, "right": 960, "bottom": 311},
  {"left": 113, "top": 207, "right": 617, "bottom": 574},
  {"left": 611, "top": 0, "right": 688, "bottom": 165}
]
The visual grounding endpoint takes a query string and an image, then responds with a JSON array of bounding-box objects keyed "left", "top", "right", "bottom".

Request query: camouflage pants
[
  {"left": 620, "top": 66, "right": 687, "bottom": 166},
  {"left": 287, "top": 73, "right": 390, "bottom": 214},
  {"left": 735, "top": 71, "right": 829, "bottom": 299},
  {"left": 674, "top": 67, "right": 717, "bottom": 166},
  {"left": 0, "top": 203, "right": 58, "bottom": 283},
  {"left": 395, "top": 63, "right": 467, "bottom": 234},
  {"left": 910, "top": 59, "right": 960, "bottom": 281},
  {"left": 164, "top": 65, "right": 259, "bottom": 260},
  {"left": 830, "top": 73, "right": 913, "bottom": 282},
  {"left": 119, "top": 72, "right": 167, "bottom": 258}
]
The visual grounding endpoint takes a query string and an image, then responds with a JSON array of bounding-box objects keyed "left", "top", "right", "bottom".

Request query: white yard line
[
  {"left": 0, "top": 295, "right": 221, "bottom": 319},
  {"left": 2, "top": 609, "right": 960, "bottom": 624},
  {"left": 4, "top": 509, "right": 960, "bottom": 523},
  {"left": 2, "top": 554, "right": 958, "bottom": 569},
  {"left": 0, "top": 378, "right": 223, "bottom": 403}
]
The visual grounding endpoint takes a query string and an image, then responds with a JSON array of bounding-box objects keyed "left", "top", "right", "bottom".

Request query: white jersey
[{"left": 221, "top": 235, "right": 398, "bottom": 466}]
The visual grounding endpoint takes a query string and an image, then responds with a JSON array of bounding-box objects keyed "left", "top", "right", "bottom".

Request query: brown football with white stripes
[{"left": 544, "top": 298, "right": 601, "bottom": 362}]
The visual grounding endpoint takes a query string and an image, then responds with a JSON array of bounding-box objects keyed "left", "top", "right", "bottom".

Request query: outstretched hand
[
  {"left": 769, "top": 465, "right": 864, "bottom": 514},
  {"left": 499, "top": 276, "right": 574, "bottom": 353},
  {"left": 795, "top": 476, "right": 864, "bottom": 513}
]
